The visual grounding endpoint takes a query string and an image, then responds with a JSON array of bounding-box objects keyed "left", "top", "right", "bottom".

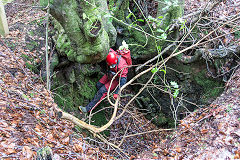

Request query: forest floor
[
  {"left": 1, "top": 1, "right": 111, "bottom": 159},
  {"left": 1, "top": 0, "right": 240, "bottom": 160}
]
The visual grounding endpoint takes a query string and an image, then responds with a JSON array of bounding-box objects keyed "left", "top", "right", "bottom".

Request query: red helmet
[{"left": 106, "top": 52, "right": 117, "bottom": 66}]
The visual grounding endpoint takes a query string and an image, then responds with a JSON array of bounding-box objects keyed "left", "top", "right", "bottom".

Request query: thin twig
[
  {"left": 121, "top": 128, "right": 173, "bottom": 139},
  {"left": 45, "top": 1, "right": 50, "bottom": 90}
]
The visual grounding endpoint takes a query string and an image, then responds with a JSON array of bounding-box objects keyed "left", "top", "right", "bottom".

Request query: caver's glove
[
  {"left": 113, "top": 94, "right": 119, "bottom": 99},
  {"left": 79, "top": 106, "right": 87, "bottom": 113},
  {"left": 113, "top": 77, "right": 127, "bottom": 95},
  {"left": 107, "top": 70, "right": 116, "bottom": 80}
]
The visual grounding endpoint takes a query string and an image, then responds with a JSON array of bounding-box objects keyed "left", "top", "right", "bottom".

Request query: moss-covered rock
[
  {"left": 51, "top": 63, "right": 101, "bottom": 118},
  {"left": 136, "top": 59, "right": 224, "bottom": 127},
  {"left": 194, "top": 70, "right": 224, "bottom": 103},
  {"left": 157, "top": 0, "right": 184, "bottom": 29}
]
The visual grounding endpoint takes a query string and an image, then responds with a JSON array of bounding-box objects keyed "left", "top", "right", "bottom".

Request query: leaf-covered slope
[
  {"left": 151, "top": 67, "right": 240, "bottom": 159},
  {"left": 1, "top": 2, "right": 110, "bottom": 159},
  {"left": 0, "top": 33, "right": 110, "bottom": 160}
]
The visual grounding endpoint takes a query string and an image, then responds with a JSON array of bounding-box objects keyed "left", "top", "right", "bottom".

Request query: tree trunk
[{"left": 41, "top": 0, "right": 117, "bottom": 63}]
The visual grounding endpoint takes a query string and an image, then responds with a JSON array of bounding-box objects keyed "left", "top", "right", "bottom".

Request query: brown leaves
[
  {"left": 234, "top": 149, "right": 240, "bottom": 159},
  {"left": 1, "top": 141, "right": 17, "bottom": 155},
  {"left": 0, "top": 101, "right": 7, "bottom": 109},
  {"left": 200, "top": 129, "right": 208, "bottom": 134},
  {"left": 74, "top": 144, "right": 83, "bottom": 153},
  {"left": 163, "top": 149, "right": 169, "bottom": 156},
  {"left": 0, "top": 3, "right": 101, "bottom": 159},
  {"left": 22, "top": 146, "right": 34, "bottom": 159},
  {"left": 35, "top": 124, "right": 42, "bottom": 132},
  {"left": 6, "top": 143, "right": 17, "bottom": 155},
  {"left": 61, "top": 136, "right": 70, "bottom": 145},
  {"left": 175, "top": 147, "right": 182, "bottom": 153},
  {"left": 0, "top": 51, "right": 87, "bottom": 159},
  {"left": 0, "top": 121, "right": 8, "bottom": 128}
]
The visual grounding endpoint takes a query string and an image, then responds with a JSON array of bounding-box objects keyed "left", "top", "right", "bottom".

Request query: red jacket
[{"left": 111, "top": 55, "right": 128, "bottom": 78}]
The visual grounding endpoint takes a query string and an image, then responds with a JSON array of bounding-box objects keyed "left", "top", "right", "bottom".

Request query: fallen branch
[
  {"left": 95, "top": 133, "right": 129, "bottom": 159},
  {"left": 53, "top": 96, "right": 119, "bottom": 133},
  {"left": 122, "top": 128, "right": 173, "bottom": 139}
]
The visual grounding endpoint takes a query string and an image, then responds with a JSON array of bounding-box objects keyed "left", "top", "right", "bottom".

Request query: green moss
[
  {"left": 234, "top": 31, "right": 240, "bottom": 39},
  {"left": 25, "top": 62, "right": 38, "bottom": 73},
  {"left": 29, "top": 31, "right": 34, "bottom": 36},
  {"left": 194, "top": 70, "right": 224, "bottom": 103},
  {"left": 78, "top": 79, "right": 97, "bottom": 100},
  {"left": 39, "top": 0, "right": 54, "bottom": 7},
  {"left": 52, "top": 80, "right": 87, "bottom": 117},
  {"left": 138, "top": 59, "right": 225, "bottom": 127},
  {"left": 53, "top": 85, "right": 74, "bottom": 111},
  {"left": 108, "top": 0, "right": 114, "bottom": 9},
  {"left": 51, "top": 63, "right": 101, "bottom": 118},
  {"left": 154, "top": 112, "right": 168, "bottom": 125},
  {"left": 50, "top": 53, "right": 59, "bottom": 73},
  {"left": 67, "top": 49, "right": 75, "bottom": 61},
  {"left": 52, "top": 15, "right": 109, "bottom": 63},
  {"left": 110, "top": 0, "right": 129, "bottom": 21},
  {"left": 55, "top": 31, "right": 74, "bottom": 58},
  {"left": 76, "top": 55, "right": 88, "bottom": 63},
  {"left": 62, "top": 41, "right": 71, "bottom": 51},
  {"left": 51, "top": 62, "right": 112, "bottom": 133},
  {"left": 169, "top": 61, "right": 224, "bottom": 103},
  {"left": 80, "top": 64, "right": 100, "bottom": 76},
  {"left": 21, "top": 53, "right": 40, "bottom": 73},
  {"left": 127, "top": 34, "right": 157, "bottom": 59},
  {"left": 73, "top": 103, "right": 110, "bottom": 136},
  {"left": 132, "top": 29, "right": 147, "bottom": 44},
  {"left": 190, "top": 27, "right": 201, "bottom": 42},
  {"left": 171, "top": 60, "right": 192, "bottom": 73},
  {"left": 26, "top": 40, "right": 38, "bottom": 51},
  {"left": 69, "top": 70, "right": 76, "bottom": 84},
  {"left": 52, "top": 71, "right": 110, "bottom": 134},
  {"left": 169, "top": 2, "right": 184, "bottom": 20},
  {"left": 2, "top": 0, "right": 13, "bottom": 4},
  {"left": 89, "top": 105, "right": 110, "bottom": 136},
  {"left": 36, "top": 146, "right": 52, "bottom": 160},
  {"left": 145, "top": 112, "right": 175, "bottom": 127}
]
